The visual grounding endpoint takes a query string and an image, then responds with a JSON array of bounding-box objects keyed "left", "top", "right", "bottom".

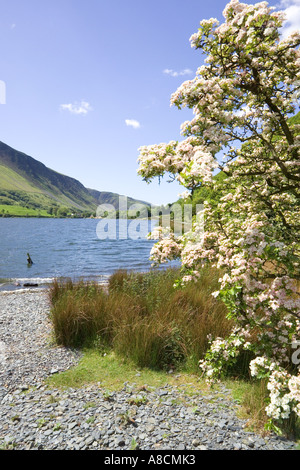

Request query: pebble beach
[{"left": 0, "top": 289, "right": 297, "bottom": 451}]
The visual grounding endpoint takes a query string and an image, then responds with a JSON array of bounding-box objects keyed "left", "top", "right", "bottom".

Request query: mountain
[
  {"left": 0, "top": 141, "right": 151, "bottom": 217},
  {"left": 86, "top": 188, "right": 151, "bottom": 209}
]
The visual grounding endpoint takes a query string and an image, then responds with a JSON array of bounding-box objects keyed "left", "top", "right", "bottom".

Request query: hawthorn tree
[{"left": 137, "top": 0, "right": 300, "bottom": 430}]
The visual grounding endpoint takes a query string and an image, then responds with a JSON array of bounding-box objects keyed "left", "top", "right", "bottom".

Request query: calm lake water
[{"left": 0, "top": 218, "right": 176, "bottom": 291}]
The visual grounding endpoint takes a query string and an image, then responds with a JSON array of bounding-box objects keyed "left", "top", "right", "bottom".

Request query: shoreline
[
  {"left": 0, "top": 289, "right": 297, "bottom": 451},
  {"left": 0, "top": 276, "right": 110, "bottom": 294}
]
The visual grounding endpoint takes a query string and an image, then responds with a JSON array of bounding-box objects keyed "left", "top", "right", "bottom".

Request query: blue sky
[{"left": 0, "top": 0, "right": 299, "bottom": 205}]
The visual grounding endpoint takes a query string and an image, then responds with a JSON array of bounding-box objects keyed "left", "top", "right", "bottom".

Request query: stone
[{"left": 0, "top": 290, "right": 297, "bottom": 452}]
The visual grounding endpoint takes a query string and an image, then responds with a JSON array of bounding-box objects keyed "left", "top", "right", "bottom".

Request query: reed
[{"left": 49, "top": 267, "right": 233, "bottom": 373}]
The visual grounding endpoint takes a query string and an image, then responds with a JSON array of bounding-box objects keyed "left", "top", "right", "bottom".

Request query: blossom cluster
[
  {"left": 147, "top": 230, "right": 181, "bottom": 265},
  {"left": 199, "top": 327, "right": 252, "bottom": 383},
  {"left": 250, "top": 357, "right": 300, "bottom": 421},
  {"left": 137, "top": 138, "right": 219, "bottom": 189}
]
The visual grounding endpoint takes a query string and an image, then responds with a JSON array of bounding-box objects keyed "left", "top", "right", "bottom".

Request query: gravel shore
[{"left": 0, "top": 289, "right": 297, "bottom": 451}]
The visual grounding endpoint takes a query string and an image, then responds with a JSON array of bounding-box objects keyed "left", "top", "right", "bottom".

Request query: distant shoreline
[{"left": 0, "top": 275, "right": 110, "bottom": 294}]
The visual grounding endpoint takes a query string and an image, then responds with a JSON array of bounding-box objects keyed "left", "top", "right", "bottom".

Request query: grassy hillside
[
  {"left": 0, "top": 141, "right": 151, "bottom": 217},
  {"left": 0, "top": 164, "right": 40, "bottom": 192},
  {"left": 0, "top": 142, "right": 97, "bottom": 213}
]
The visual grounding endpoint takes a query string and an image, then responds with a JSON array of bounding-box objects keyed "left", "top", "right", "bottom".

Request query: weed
[
  {"left": 86, "top": 416, "right": 95, "bottom": 424},
  {"left": 11, "top": 415, "right": 20, "bottom": 422},
  {"left": 102, "top": 390, "right": 114, "bottom": 401},
  {"left": 84, "top": 401, "right": 97, "bottom": 409},
  {"left": 118, "top": 410, "right": 136, "bottom": 427},
  {"left": 36, "top": 418, "right": 47, "bottom": 428},
  {"left": 48, "top": 395, "right": 59, "bottom": 404},
  {"left": 127, "top": 395, "right": 148, "bottom": 406},
  {"left": 130, "top": 437, "right": 139, "bottom": 450}
]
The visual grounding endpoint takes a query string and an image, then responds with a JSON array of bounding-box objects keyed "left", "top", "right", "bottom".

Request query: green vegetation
[
  {"left": 0, "top": 204, "right": 51, "bottom": 217},
  {"left": 49, "top": 267, "right": 232, "bottom": 373},
  {"left": 175, "top": 171, "right": 228, "bottom": 215},
  {"left": 46, "top": 348, "right": 206, "bottom": 391},
  {"left": 46, "top": 267, "right": 286, "bottom": 435},
  {"left": 0, "top": 164, "right": 39, "bottom": 192}
]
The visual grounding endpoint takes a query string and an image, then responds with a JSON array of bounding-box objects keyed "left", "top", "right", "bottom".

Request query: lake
[{"left": 0, "top": 218, "right": 177, "bottom": 291}]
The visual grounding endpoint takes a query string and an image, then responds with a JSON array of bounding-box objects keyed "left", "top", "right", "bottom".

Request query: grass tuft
[{"left": 49, "top": 267, "right": 232, "bottom": 373}]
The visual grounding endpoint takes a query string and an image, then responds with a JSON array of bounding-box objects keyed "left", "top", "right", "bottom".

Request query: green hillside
[
  {"left": 0, "top": 164, "right": 40, "bottom": 192},
  {"left": 0, "top": 141, "right": 151, "bottom": 217}
]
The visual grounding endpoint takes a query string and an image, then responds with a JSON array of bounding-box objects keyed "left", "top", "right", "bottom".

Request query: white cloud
[
  {"left": 163, "top": 68, "right": 193, "bottom": 77},
  {"left": 277, "top": 0, "right": 300, "bottom": 38},
  {"left": 125, "top": 119, "right": 141, "bottom": 129},
  {"left": 60, "top": 100, "right": 92, "bottom": 115}
]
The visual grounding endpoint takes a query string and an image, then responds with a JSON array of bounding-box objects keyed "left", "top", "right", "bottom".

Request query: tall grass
[{"left": 49, "top": 267, "right": 233, "bottom": 373}]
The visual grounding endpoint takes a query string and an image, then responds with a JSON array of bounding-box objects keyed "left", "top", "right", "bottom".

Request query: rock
[
  {"left": 116, "top": 437, "right": 126, "bottom": 447},
  {"left": 85, "top": 436, "right": 95, "bottom": 446}
]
